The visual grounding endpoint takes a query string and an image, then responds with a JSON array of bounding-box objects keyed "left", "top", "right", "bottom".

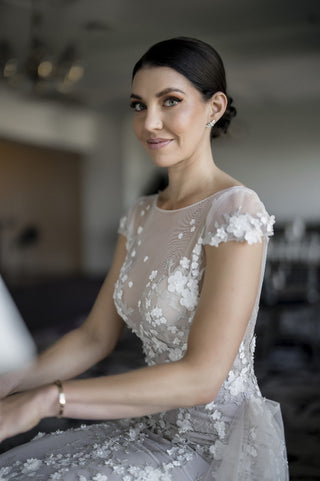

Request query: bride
[{"left": 0, "top": 37, "right": 289, "bottom": 480}]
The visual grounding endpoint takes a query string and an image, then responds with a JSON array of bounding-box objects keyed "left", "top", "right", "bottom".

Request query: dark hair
[{"left": 132, "top": 37, "right": 236, "bottom": 139}]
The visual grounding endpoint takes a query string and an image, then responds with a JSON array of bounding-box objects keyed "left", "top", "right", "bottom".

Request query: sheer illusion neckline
[{"left": 154, "top": 185, "right": 248, "bottom": 213}]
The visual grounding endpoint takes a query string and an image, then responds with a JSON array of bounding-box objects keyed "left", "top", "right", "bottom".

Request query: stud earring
[{"left": 205, "top": 119, "right": 216, "bottom": 128}]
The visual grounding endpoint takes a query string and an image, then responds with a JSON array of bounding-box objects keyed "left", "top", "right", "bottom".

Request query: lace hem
[
  {"left": 203, "top": 211, "right": 275, "bottom": 247},
  {"left": 205, "top": 397, "right": 289, "bottom": 481}
]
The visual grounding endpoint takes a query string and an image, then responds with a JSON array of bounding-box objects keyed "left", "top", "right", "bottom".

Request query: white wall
[
  {"left": 0, "top": 89, "right": 97, "bottom": 153},
  {"left": 82, "top": 113, "right": 123, "bottom": 274}
]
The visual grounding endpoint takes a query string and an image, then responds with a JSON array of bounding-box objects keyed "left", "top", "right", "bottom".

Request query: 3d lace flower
[
  {"left": 22, "top": 458, "right": 43, "bottom": 473},
  {"left": 204, "top": 210, "right": 275, "bottom": 247},
  {"left": 150, "top": 306, "right": 167, "bottom": 326},
  {"left": 176, "top": 410, "right": 193, "bottom": 433},
  {"left": 209, "top": 440, "right": 224, "bottom": 460},
  {"left": 127, "top": 465, "right": 172, "bottom": 481},
  {"left": 119, "top": 215, "right": 127, "bottom": 232},
  {"left": 180, "top": 257, "right": 190, "bottom": 269},
  {"left": 168, "top": 347, "right": 183, "bottom": 361},
  {"left": 167, "top": 270, "right": 186, "bottom": 294},
  {"left": 226, "top": 369, "right": 246, "bottom": 396},
  {"left": 167, "top": 269, "right": 199, "bottom": 311},
  {"left": 92, "top": 474, "right": 109, "bottom": 481}
]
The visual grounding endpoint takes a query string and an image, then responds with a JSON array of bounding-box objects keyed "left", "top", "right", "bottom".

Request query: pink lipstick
[{"left": 146, "top": 138, "right": 173, "bottom": 150}]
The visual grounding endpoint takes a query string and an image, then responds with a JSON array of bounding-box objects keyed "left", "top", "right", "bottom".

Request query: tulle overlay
[
  {"left": 206, "top": 397, "right": 288, "bottom": 480},
  {"left": 0, "top": 187, "right": 289, "bottom": 480}
]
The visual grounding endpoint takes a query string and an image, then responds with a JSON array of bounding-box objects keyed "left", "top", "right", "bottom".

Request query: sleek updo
[{"left": 132, "top": 37, "right": 236, "bottom": 139}]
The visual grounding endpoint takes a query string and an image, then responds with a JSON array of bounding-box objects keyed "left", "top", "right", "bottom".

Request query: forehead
[{"left": 131, "top": 66, "right": 199, "bottom": 97}]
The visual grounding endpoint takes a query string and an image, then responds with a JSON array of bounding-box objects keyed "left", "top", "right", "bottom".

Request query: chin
[
  {"left": 149, "top": 153, "right": 181, "bottom": 169},
  {"left": 146, "top": 146, "right": 184, "bottom": 166}
]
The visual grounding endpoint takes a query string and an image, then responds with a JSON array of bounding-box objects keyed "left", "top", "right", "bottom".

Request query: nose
[{"left": 143, "top": 106, "right": 163, "bottom": 132}]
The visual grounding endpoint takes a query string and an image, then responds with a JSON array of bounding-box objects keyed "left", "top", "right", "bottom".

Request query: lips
[{"left": 146, "top": 138, "right": 173, "bottom": 150}]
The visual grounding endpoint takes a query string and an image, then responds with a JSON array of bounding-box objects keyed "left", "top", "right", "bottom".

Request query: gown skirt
[{"left": 0, "top": 396, "right": 289, "bottom": 480}]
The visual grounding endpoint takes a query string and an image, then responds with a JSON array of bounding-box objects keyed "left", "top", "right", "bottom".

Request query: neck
[{"left": 160, "top": 148, "right": 221, "bottom": 209}]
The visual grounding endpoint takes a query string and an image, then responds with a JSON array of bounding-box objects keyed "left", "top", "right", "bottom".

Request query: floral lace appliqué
[{"left": 204, "top": 210, "right": 275, "bottom": 247}]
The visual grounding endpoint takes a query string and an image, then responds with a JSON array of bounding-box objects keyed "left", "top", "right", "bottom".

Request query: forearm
[
  {"left": 1, "top": 357, "right": 211, "bottom": 443},
  {"left": 58, "top": 400, "right": 170, "bottom": 420},
  {"left": 8, "top": 325, "right": 111, "bottom": 394},
  {"left": 44, "top": 360, "right": 219, "bottom": 421}
]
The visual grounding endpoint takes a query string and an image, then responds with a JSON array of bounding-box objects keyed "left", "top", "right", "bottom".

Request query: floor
[{"left": 1, "top": 277, "right": 319, "bottom": 480}]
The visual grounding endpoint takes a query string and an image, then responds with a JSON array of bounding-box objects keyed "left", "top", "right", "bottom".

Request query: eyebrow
[{"left": 130, "top": 87, "right": 186, "bottom": 100}]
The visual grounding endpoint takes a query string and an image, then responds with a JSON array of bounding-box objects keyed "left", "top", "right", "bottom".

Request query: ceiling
[{"left": 0, "top": 0, "right": 319, "bottom": 112}]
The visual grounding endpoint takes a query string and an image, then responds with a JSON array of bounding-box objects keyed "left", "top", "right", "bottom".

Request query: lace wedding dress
[{"left": 0, "top": 186, "right": 289, "bottom": 480}]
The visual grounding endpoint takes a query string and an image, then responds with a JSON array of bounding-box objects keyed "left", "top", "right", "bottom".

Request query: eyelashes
[
  {"left": 130, "top": 96, "right": 183, "bottom": 112},
  {"left": 130, "top": 101, "right": 145, "bottom": 112},
  {"left": 163, "top": 97, "right": 182, "bottom": 107}
]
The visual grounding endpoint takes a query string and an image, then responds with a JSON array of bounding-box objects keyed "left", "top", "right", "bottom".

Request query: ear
[{"left": 207, "top": 91, "right": 228, "bottom": 123}]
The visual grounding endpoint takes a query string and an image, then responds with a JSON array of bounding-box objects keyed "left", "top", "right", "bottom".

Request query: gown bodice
[{"left": 114, "top": 186, "right": 273, "bottom": 367}]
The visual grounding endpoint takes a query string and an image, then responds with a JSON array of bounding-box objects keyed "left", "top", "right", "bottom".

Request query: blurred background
[{"left": 0, "top": 0, "right": 319, "bottom": 478}]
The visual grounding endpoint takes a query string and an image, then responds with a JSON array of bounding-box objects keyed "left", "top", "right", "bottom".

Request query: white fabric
[
  {"left": 0, "top": 275, "right": 36, "bottom": 374},
  {"left": 0, "top": 186, "right": 289, "bottom": 480}
]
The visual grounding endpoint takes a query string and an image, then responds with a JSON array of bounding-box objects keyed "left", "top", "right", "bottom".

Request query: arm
[
  {"left": 1, "top": 235, "right": 127, "bottom": 398},
  {"left": 60, "top": 240, "right": 264, "bottom": 414},
  {"left": 0, "top": 239, "right": 264, "bottom": 441}
]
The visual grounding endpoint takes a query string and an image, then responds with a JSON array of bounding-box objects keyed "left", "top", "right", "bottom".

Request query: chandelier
[{"left": 0, "top": 0, "right": 84, "bottom": 95}]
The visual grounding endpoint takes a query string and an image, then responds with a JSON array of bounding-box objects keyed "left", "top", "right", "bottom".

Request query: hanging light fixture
[
  {"left": 0, "top": 40, "right": 18, "bottom": 82},
  {"left": 0, "top": 0, "right": 84, "bottom": 95}
]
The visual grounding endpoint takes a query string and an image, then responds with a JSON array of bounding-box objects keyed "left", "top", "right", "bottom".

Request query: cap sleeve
[
  {"left": 117, "top": 204, "right": 137, "bottom": 240},
  {"left": 203, "top": 187, "right": 275, "bottom": 247},
  {"left": 117, "top": 196, "right": 151, "bottom": 240},
  {"left": 118, "top": 214, "right": 129, "bottom": 238}
]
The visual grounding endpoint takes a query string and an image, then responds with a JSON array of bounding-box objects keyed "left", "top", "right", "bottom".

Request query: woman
[{"left": 0, "top": 37, "right": 289, "bottom": 480}]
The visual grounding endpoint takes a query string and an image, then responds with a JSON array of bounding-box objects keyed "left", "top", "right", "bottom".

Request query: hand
[{"left": 0, "top": 385, "right": 57, "bottom": 442}]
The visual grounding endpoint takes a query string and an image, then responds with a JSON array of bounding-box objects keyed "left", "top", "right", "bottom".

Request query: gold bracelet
[{"left": 54, "top": 380, "right": 66, "bottom": 418}]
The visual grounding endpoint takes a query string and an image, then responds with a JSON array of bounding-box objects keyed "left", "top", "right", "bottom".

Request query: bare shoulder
[{"left": 214, "top": 169, "right": 245, "bottom": 192}]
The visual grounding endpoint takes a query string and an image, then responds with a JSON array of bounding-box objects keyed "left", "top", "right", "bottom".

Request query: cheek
[{"left": 170, "top": 103, "right": 205, "bottom": 135}]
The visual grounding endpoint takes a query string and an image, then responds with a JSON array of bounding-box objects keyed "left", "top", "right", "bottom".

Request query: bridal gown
[{"left": 0, "top": 186, "right": 289, "bottom": 480}]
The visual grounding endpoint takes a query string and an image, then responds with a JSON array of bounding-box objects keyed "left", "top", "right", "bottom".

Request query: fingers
[{"left": 0, "top": 391, "right": 42, "bottom": 442}]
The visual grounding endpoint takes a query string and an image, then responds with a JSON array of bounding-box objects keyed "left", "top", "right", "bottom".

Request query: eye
[
  {"left": 163, "top": 97, "right": 182, "bottom": 107},
  {"left": 130, "top": 101, "right": 146, "bottom": 112}
]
